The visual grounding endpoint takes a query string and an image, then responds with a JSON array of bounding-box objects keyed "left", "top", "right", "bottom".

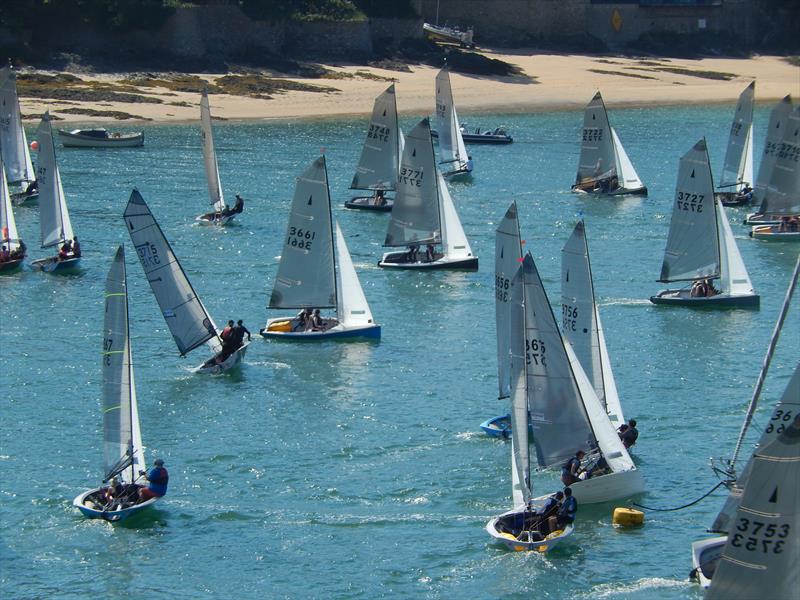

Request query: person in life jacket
[
  {"left": 561, "top": 450, "right": 585, "bottom": 486},
  {"left": 138, "top": 458, "right": 168, "bottom": 501}
]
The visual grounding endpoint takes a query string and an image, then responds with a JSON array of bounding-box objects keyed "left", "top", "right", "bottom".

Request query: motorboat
[{"left": 58, "top": 128, "right": 144, "bottom": 148}]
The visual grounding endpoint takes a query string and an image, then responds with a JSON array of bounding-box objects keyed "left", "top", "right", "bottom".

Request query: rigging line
[{"left": 631, "top": 481, "right": 726, "bottom": 512}]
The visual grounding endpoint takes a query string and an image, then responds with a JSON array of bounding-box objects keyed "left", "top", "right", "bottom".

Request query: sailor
[
  {"left": 71, "top": 236, "right": 81, "bottom": 258},
  {"left": 310, "top": 309, "right": 324, "bottom": 331},
  {"left": 561, "top": 450, "right": 585, "bottom": 486},
  {"left": 138, "top": 459, "right": 168, "bottom": 501},
  {"left": 58, "top": 239, "right": 72, "bottom": 261},
  {"left": 556, "top": 487, "right": 578, "bottom": 528},
  {"left": 231, "top": 320, "right": 251, "bottom": 347},
  {"left": 538, "top": 490, "right": 564, "bottom": 535},
  {"left": 465, "top": 155, "right": 474, "bottom": 172},
  {"left": 232, "top": 194, "right": 244, "bottom": 214},
  {"left": 620, "top": 419, "right": 638, "bottom": 449}
]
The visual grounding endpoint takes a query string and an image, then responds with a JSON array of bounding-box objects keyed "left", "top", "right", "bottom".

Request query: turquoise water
[{"left": 1, "top": 103, "right": 798, "bottom": 599}]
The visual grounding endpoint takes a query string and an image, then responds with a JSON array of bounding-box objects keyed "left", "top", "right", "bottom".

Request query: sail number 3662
[
  {"left": 676, "top": 191, "right": 704, "bottom": 212},
  {"left": 731, "top": 518, "right": 790, "bottom": 554},
  {"left": 287, "top": 226, "right": 315, "bottom": 250}
]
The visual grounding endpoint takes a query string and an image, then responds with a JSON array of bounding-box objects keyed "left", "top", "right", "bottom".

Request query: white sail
[
  {"left": 754, "top": 96, "right": 793, "bottom": 208},
  {"left": 659, "top": 139, "right": 719, "bottom": 283},
  {"left": 437, "top": 170, "right": 473, "bottom": 260},
  {"left": 0, "top": 65, "right": 35, "bottom": 186},
  {"left": 706, "top": 364, "right": 800, "bottom": 600},
  {"left": 509, "top": 260, "right": 531, "bottom": 506},
  {"left": 384, "top": 118, "right": 441, "bottom": 247},
  {"left": 0, "top": 157, "right": 21, "bottom": 253},
  {"left": 576, "top": 92, "right": 617, "bottom": 186},
  {"left": 611, "top": 127, "right": 645, "bottom": 192},
  {"left": 561, "top": 220, "right": 624, "bottom": 425},
  {"left": 269, "top": 156, "right": 336, "bottom": 310},
  {"left": 760, "top": 104, "right": 800, "bottom": 216},
  {"left": 123, "top": 189, "right": 221, "bottom": 356},
  {"left": 351, "top": 84, "right": 400, "bottom": 191},
  {"left": 719, "top": 82, "right": 756, "bottom": 192},
  {"left": 434, "top": 68, "right": 469, "bottom": 173},
  {"left": 200, "top": 89, "right": 225, "bottom": 212},
  {"left": 716, "top": 201, "right": 756, "bottom": 297},
  {"left": 334, "top": 221, "right": 374, "bottom": 328},
  {"left": 102, "top": 246, "right": 145, "bottom": 485},
  {"left": 521, "top": 252, "right": 595, "bottom": 468},
  {"left": 495, "top": 202, "right": 523, "bottom": 400},
  {"left": 35, "top": 112, "right": 74, "bottom": 249}
]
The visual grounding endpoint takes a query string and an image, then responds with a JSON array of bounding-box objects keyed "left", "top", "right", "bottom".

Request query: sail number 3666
[
  {"left": 287, "top": 226, "right": 315, "bottom": 250},
  {"left": 731, "top": 518, "right": 790, "bottom": 554}
]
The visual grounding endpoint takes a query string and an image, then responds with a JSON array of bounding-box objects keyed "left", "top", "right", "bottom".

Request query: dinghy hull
[
  {"left": 31, "top": 256, "right": 81, "bottom": 273},
  {"left": 690, "top": 536, "right": 726, "bottom": 588},
  {"left": 73, "top": 487, "right": 159, "bottom": 522},
  {"left": 10, "top": 190, "right": 38, "bottom": 206},
  {"left": 480, "top": 414, "right": 511, "bottom": 438},
  {"left": 378, "top": 251, "right": 478, "bottom": 271},
  {"left": 743, "top": 213, "right": 780, "bottom": 225},
  {"left": 650, "top": 289, "right": 760, "bottom": 309},
  {"left": 193, "top": 342, "right": 249, "bottom": 374},
  {"left": 344, "top": 196, "right": 393, "bottom": 212},
  {"left": 486, "top": 509, "right": 574, "bottom": 552},
  {"left": 0, "top": 258, "right": 24, "bottom": 273},
  {"left": 196, "top": 213, "right": 235, "bottom": 226},
  {"left": 260, "top": 319, "right": 380, "bottom": 341},
  {"left": 535, "top": 467, "right": 645, "bottom": 505},
  {"left": 750, "top": 225, "right": 800, "bottom": 242}
]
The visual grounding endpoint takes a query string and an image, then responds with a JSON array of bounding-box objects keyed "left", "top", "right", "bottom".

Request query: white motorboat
[{"left": 58, "top": 128, "right": 144, "bottom": 148}]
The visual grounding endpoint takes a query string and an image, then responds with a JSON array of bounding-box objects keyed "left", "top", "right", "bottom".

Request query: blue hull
[{"left": 480, "top": 414, "right": 511, "bottom": 438}]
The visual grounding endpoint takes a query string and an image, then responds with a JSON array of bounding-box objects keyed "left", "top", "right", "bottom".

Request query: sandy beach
[{"left": 18, "top": 52, "right": 800, "bottom": 123}]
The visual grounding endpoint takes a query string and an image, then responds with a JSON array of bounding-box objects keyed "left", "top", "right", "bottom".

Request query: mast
[{"left": 322, "top": 155, "right": 338, "bottom": 312}]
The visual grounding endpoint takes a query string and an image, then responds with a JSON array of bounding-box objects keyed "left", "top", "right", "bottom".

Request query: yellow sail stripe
[{"left": 103, "top": 405, "right": 121, "bottom": 414}]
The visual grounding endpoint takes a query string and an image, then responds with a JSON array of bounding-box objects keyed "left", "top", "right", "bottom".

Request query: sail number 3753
[{"left": 731, "top": 518, "right": 790, "bottom": 554}]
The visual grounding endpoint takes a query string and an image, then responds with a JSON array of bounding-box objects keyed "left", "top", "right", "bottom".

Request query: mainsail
[
  {"left": 434, "top": 68, "right": 469, "bottom": 172},
  {"left": 719, "top": 82, "right": 755, "bottom": 192},
  {"left": 495, "top": 202, "right": 523, "bottom": 400},
  {"left": 351, "top": 84, "right": 400, "bottom": 192},
  {"left": 561, "top": 220, "right": 624, "bottom": 424},
  {"left": 658, "top": 139, "right": 719, "bottom": 283},
  {"left": 0, "top": 64, "right": 35, "bottom": 186},
  {"left": 269, "top": 156, "right": 336, "bottom": 310},
  {"left": 576, "top": 92, "right": 617, "bottom": 185},
  {"left": 102, "top": 246, "right": 145, "bottom": 485},
  {"left": 0, "top": 156, "right": 22, "bottom": 253},
  {"left": 123, "top": 189, "right": 220, "bottom": 356},
  {"left": 200, "top": 89, "right": 225, "bottom": 212},
  {"left": 384, "top": 118, "right": 441, "bottom": 247},
  {"left": 754, "top": 96, "right": 793, "bottom": 208},
  {"left": 759, "top": 103, "right": 800, "bottom": 216},
  {"left": 35, "top": 112, "right": 74, "bottom": 249},
  {"left": 706, "top": 364, "right": 800, "bottom": 600}
]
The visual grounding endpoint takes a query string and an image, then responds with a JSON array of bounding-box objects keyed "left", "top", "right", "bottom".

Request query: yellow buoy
[{"left": 612, "top": 507, "right": 644, "bottom": 527}]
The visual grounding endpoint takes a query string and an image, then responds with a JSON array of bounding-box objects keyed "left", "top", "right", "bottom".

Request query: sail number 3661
[
  {"left": 287, "top": 227, "right": 315, "bottom": 250},
  {"left": 676, "top": 191, "right": 704, "bottom": 212},
  {"left": 731, "top": 518, "right": 790, "bottom": 554}
]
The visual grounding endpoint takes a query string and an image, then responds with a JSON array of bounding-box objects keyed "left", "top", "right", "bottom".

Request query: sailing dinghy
[
  {"left": 571, "top": 92, "right": 646, "bottom": 196},
  {"left": 651, "top": 139, "right": 759, "bottom": 308},
  {"left": 196, "top": 89, "right": 240, "bottom": 225},
  {"left": 690, "top": 256, "right": 798, "bottom": 588},
  {"left": 0, "top": 157, "right": 26, "bottom": 272},
  {"left": 434, "top": 67, "right": 472, "bottom": 179},
  {"left": 486, "top": 254, "right": 575, "bottom": 552},
  {"left": 749, "top": 103, "right": 800, "bottom": 242},
  {"left": 346, "top": 84, "right": 402, "bottom": 212},
  {"left": 260, "top": 156, "right": 380, "bottom": 340},
  {"left": 378, "top": 118, "right": 477, "bottom": 270},
  {"left": 123, "top": 189, "right": 249, "bottom": 373},
  {"left": 74, "top": 246, "right": 159, "bottom": 521},
  {"left": 30, "top": 112, "right": 81, "bottom": 273},
  {"left": 745, "top": 96, "right": 794, "bottom": 226},
  {"left": 0, "top": 63, "right": 37, "bottom": 205},
  {"left": 716, "top": 82, "right": 755, "bottom": 206}
]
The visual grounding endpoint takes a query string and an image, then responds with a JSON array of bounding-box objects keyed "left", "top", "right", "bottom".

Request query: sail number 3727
[{"left": 676, "top": 191, "right": 704, "bottom": 212}]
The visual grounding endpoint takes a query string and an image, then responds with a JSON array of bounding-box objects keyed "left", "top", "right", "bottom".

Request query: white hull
[
  {"left": 378, "top": 250, "right": 478, "bottom": 270},
  {"left": 486, "top": 508, "right": 574, "bottom": 552},
  {"left": 261, "top": 316, "right": 380, "bottom": 340},
  {"left": 744, "top": 212, "right": 781, "bottom": 225},
  {"left": 73, "top": 486, "right": 159, "bottom": 521},
  {"left": 750, "top": 225, "right": 800, "bottom": 242},
  {"left": 690, "top": 536, "right": 727, "bottom": 588},
  {"left": 535, "top": 468, "right": 645, "bottom": 505},
  {"left": 192, "top": 342, "right": 249, "bottom": 374},
  {"left": 58, "top": 130, "right": 144, "bottom": 148},
  {"left": 195, "top": 212, "right": 235, "bottom": 226}
]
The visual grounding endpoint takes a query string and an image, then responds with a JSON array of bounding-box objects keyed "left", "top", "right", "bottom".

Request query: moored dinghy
[
  {"left": 749, "top": 104, "right": 800, "bottom": 242},
  {"left": 572, "top": 91, "right": 646, "bottom": 196},
  {"left": 562, "top": 220, "right": 625, "bottom": 429},
  {"left": 58, "top": 128, "right": 144, "bottom": 148},
  {"left": 346, "top": 84, "right": 402, "bottom": 212},
  {"left": 73, "top": 246, "right": 159, "bottom": 521},
  {"left": 0, "top": 63, "right": 37, "bottom": 205},
  {"left": 715, "top": 82, "right": 755, "bottom": 206},
  {"left": 378, "top": 118, "right": 477, "bottom": 270},
  {"left": 690, "top": 256, "right": 799, "bottom": 588},
  {"left": 651, "top": 139, "right": 759, "bottom": 308},
  {"left": 261, "top": 156, "right": 380, "bottom": 340},
  {"left": 434, "top": 67, "right": 472, "bottom": 179},
  {"left": 123, "top": 189, "right": 249, "bottom": 373},
  {"left": 30, "top": 112, "right": 81, "bottom": 273},
  {"left": 745, "top": 95, "right": 794, "bottom": 225},
  {"left": 486, "top": 254, "right": 575, "bottom": 551},
  {"left": 196, "top": 89, "right": 241, "bottom": 225},
  {"left": 0, "top": 157, "right": 26, "bottom": 272}
]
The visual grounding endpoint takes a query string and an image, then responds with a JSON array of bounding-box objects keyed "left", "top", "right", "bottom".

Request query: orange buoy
[{"left": 30, "top": 140, "right": 39, "bottom": 151}]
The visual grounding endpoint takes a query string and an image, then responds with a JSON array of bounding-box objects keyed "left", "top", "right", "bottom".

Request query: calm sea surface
[{"left": 1, "top": 101, "right": 798, "bottom": 599}]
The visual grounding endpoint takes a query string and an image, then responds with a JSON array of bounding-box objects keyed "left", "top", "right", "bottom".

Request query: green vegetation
[
  {"left": 240, "top": 0, "right": 416, "bottom": 22},
  {"left": 57, "top": 107, "right": 151, "bottom": 120},
  {"left": 17, "top": 73, "right": 164, "bottom": 103},
  {"left": 0, "top": 0, "right": 175, "bottom": 32}
]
